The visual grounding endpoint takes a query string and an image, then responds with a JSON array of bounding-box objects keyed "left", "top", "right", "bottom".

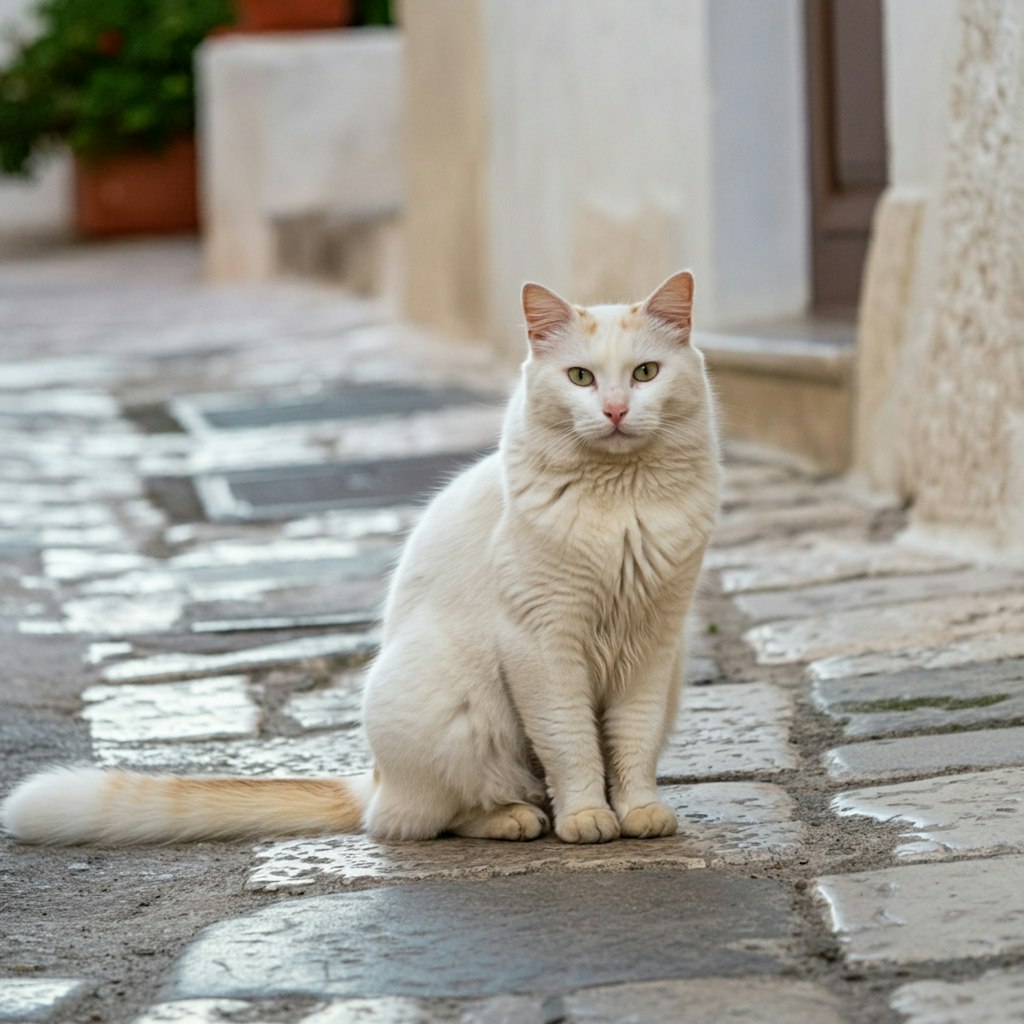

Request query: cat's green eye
[
  {"left": 568, "top": 367, "right": 595, "bottom": 387},
  {"left": 632, "top": 362, "right": 659, "bottom": 382}
]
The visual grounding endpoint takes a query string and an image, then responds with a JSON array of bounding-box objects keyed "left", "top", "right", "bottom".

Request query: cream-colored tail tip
[{"left": 1, "top": 766, "right": 110, "bottom": 845}]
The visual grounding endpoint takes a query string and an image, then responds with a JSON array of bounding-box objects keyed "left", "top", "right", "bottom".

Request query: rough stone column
[
  {"left": 900, "top": 0, "right": 1024, "bottom": 552},
  {"left": 857, "top": 0, "right": 1024, "bottom": 554}
]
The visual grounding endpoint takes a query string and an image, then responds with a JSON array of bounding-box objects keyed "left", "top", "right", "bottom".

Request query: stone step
[{"left": 697, "top": 328, "right": 855, "bottom": 473}]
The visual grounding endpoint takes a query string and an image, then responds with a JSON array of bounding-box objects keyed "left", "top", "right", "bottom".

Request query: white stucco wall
[
  {"left": 482, "top": 0, "right": 715, "bottom": 349},
  {"left": 882, "top": 0, "right": 958, "bottom": 190},
  {"left": 199, "top": 30, "right": 404, "bottom": 280},
  {"left": 706, "top": 0, "right": 809, "bottom": 325},
  {"left": 404, "top": 0, "right": 811, "bottom": 355},
  {"left": 0, "top": 0, "right": 72, "bottom": 243}
]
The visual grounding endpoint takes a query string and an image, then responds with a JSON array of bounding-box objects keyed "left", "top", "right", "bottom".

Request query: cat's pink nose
[{"left": 603, "top": 402, "right": 628, "bottom": 426}]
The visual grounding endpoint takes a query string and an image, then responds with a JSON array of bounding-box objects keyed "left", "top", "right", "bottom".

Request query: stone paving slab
[
  {"left": 832, "top": 767, "right": 1024, "bottom": 860},
  {"left": 706, "top": 532, "right": 963, "bottom": 592},
  {"left": 745, "top": 592, "right": 1024, "bottom": 667},
  {"left": 734, "top": 568, "right": 1023, "bottom": 623},
  {"left": 0, "top": 978, "right": 89, "bottom": 1022},
  {"left": 807, "top": 635, "right": 1024, "bottom": 682},
  {"left": 561, "top": 976, "right": 846, "bottom": 1024},
  {"left": 812, "top": 660, "right": 1024, "bottom": 738},
  {"left": 132, "top": 999, "right": 255, "bottom": 1024},
  {"left": 167, "top": 872, "right": 795, "bottom": 1001},
  {"left": 18, "top": 591, "right": 186, "bottom": 636},
  {"left": 101, "top": 632, "right": 378, "bottom": 683},
  {"left": 722, "top": 480, "right": 848, "bottom": 511},
  {"left": 92, "top": 729, "right": 372, "bottom": 777},
  {"left": 712, "top": 500, "right": 872, "bottom": 547},
  {"left": 284, "top": 671, "right": 364, "bottom": 731},
  {"left": 247, "top": 782, "right": 802, "bottom": 891},
  {"left": 81, "top": 675, "right": 260, "bottom": 744},
  {"left": 824, "top": 727, "right": 1024, "bottom": 783},
  {"left": 135, "top": 995, "right": 549, "bottom": 1024},
  {"left": 660, "top": 681, "right": 795, "bottom": 779},
  {"left": 816, "top": 854, "right": 1024, "bottom": 964},
  {"left": 891, "top": 968, "right": 1024, "bottom": 1024}
]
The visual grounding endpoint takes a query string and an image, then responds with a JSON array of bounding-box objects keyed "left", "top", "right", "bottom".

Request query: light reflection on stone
[
  {"left": 92, "top": 730, "right": 371, "bottom": 778},
  {"left": 83, "top": 675, "right": 259, "bottom": 743},
  {"left": 102, "top": 632, "right": 379, "bottom": 683}
]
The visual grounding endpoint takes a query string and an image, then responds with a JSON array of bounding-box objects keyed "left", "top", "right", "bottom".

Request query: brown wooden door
[{"left": 805, "top": 0, "right": 888, "bottom": 314}]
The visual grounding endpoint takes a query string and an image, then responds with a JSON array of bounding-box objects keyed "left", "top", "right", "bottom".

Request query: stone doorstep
[{"left": 697, "top": 332, "right": 854, "bottom": 474}]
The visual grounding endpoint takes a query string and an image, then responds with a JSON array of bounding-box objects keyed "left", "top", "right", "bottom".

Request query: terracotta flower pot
[
  {"left": 233, "top": 0, "right": 355, "bottom": 32},
  {"left": 73, "top": 136, "right": 199, "bottom": 238}
]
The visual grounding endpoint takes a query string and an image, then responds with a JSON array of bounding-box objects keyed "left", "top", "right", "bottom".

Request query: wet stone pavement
[{"left": 2, "top": 241, "right": 1024, "bottom": 1024}]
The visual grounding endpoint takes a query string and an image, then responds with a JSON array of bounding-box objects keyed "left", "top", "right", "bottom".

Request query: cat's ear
[
  {"left": 522, "top": 282, "right": 576, "bottom": 352},
  {"left": 642, "top": 271, "right": 694, "bottom": 341}
]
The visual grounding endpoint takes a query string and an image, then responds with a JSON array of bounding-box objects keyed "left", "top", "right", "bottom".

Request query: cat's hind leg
[
  {"left": 449, "top": 803, "right": 550, "bottom": 841},
  {"left": 364, "top": 770, "right": 462, "bottom": 841}
]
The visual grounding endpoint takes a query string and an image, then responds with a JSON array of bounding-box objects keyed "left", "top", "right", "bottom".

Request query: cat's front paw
[
  {"left": 619, "top": 802, "right": 678, "bottom": 838},
  {"left": 556, "top": 806, "right": 620, "bottom": 844}
]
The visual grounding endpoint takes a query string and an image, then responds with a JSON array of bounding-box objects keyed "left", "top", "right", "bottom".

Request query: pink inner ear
[
  {"left": 643, "top": 271, "right": 694, "bottom": 334},
  {"left": 522, "top": 282, "right": 575, "bottom": 344}
]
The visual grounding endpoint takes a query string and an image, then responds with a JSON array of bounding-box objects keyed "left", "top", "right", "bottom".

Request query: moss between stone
[{"left": 837, "top": 693, "right": 1011, "bottom": 714}]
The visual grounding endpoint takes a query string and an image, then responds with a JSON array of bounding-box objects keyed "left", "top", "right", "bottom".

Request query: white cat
[{"left": 2, "top": 271, "right": 720, "bottom": 846}]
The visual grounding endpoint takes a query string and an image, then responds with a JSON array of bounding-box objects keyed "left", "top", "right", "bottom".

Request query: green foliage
[
  {"left": 0, "top": 0, "right": 234, "bottom": 175},
  {"left": 356, "top": 0, "right": 393, "bottom": 27}
]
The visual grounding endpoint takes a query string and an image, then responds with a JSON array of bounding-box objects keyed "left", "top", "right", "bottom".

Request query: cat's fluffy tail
[{"left": 1, "top": 766, "right": 373, "bottom": 845}]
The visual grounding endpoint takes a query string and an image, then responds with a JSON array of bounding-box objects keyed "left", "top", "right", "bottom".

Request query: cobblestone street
[{"left": 2, "top": 241, "right": 1024, "bottom": 1024}]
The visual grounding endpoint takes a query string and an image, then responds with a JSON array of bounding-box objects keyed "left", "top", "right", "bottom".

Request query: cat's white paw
[
  {"left": 556, "top": 806, "right": 620, "bottom": 844},
  {"left": 619, "top": 802, "right": 678, "bottom": 839}
]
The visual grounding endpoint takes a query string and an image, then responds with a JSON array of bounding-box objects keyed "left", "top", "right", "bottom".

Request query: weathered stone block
[
  {"left": 817, "top": 855, "right": 1024, "bottom": 964},
  {"left": 824, "top": 727, "right": 1024, "bottom": 783},
  {"left": 812, "top": 659, "right": 1024, "bottom": 738},
  {"left": 168, "top": 872, "right": 796, "bottom": 1000}
]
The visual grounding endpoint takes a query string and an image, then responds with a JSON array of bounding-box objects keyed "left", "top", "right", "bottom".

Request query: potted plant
[
  {"left": 228, "top": 0, "right": 392, "bottom": 33},
  {"left": 231, "top": 0, "right": 355, "bottom": 33},
  {"left": 0, "top": 0, "right": 234, "bottom": 236}
]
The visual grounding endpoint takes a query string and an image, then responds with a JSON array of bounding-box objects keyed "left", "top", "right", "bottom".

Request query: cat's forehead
[
  {"left": 573, "top": 301, "right": 643, "bottom": 331},
  {"left": 570, "top": 302, "right": 653, "bottom": 362}
]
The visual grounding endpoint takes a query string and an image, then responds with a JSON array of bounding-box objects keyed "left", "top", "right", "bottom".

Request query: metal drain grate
[
  {"left": 194, "top": 449, "right": 491, "bottom": 522},
  {"left": 171, "top": 384, "right": 500, "bottom": 433}
]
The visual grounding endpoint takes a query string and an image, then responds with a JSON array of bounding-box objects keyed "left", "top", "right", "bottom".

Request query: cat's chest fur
[{"left": 495, "top": 453, "right": 716, "bottom": 678}]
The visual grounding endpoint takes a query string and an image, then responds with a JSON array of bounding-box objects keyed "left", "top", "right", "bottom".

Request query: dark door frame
[{"left": 805, "top": 0, "right": 888, "bottom": 315}]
